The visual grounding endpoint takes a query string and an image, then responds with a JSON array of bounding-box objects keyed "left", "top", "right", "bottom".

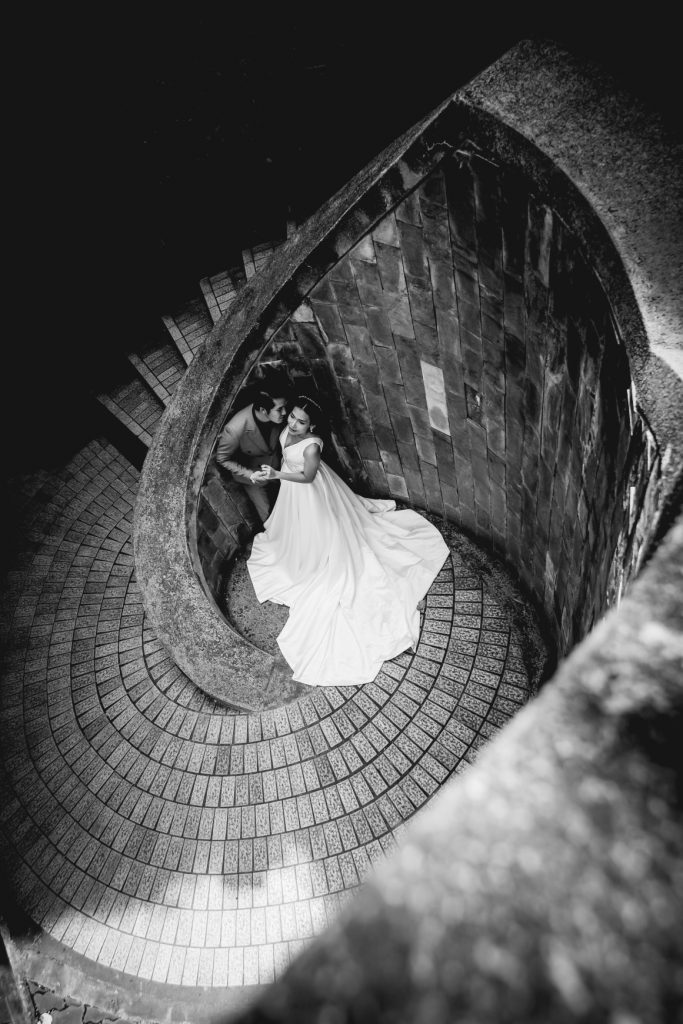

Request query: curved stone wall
[
  {"left": 197, "top": 153, "right": 659, "bottom": 658},
  {"left": 135, "top": 41, "right": 681, "bottom": 711}
]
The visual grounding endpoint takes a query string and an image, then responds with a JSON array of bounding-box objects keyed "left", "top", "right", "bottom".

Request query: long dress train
[{"left": 247, "top": 431, "right": 450, "bottom": 686}]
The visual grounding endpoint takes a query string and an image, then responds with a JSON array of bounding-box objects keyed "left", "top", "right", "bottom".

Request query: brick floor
[{"left": 1, "top": 438, "right": 536, "bottom": 991}]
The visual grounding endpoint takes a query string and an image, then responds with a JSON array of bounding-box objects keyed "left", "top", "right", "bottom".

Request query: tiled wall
[{"left": 197, "top": 153, "right": 660, "bottom": 655}]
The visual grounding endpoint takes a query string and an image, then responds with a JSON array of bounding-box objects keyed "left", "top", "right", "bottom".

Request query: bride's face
[{"left": 287, "top": 407, "right": 312, "bottom": 436}]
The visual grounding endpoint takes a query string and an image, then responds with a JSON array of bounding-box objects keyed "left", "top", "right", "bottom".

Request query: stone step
[
  {"left": 161, "top": 296, "right": 214, "bottom": 366},
  {"left": 96, "top": 369, "right": 165, "bottom": 447},
  {"left": 201, "top": 232, "right": 288, "bottom": 321},
  {"left": 199, "top": 264, "right": 247, "bottom": 324},
  {"left": 242, "top": 238, "right": 280, "bottom": 280},
  {"left": 98, "top": 225, "right": 290, "bottom": 451},
  {"left": 128, "top": 333, "right": 187, "bottom": 406}
]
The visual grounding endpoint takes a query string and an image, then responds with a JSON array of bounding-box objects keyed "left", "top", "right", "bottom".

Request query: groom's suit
[{"left": 215, "top": 404, "right": 281, "bottom": 522}]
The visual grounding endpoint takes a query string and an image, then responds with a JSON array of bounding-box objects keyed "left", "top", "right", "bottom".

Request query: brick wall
[{"left": 197, "top": 152, "right": 660, "bottom": 655}]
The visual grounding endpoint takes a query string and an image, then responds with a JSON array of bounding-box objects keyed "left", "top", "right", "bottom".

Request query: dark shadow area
[{"left": 8, "top": 11, "right": 680, "bottom": 478}]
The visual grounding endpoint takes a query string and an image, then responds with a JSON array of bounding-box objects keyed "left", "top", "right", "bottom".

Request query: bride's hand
[{"left": 259, "top": 465, "right": 275, "bottom": 480}]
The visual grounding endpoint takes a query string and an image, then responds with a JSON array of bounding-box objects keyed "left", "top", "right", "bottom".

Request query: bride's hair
[{"left": 294, "top": 394, "right": 327, "bottom": 433}]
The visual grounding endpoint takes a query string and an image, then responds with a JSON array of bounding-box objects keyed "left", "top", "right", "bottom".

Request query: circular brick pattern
[{"left": 1, "top": 440, "right": 536, "bottom": 989}]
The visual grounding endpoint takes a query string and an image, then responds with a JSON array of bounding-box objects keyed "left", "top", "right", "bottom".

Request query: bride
[{"left": 247, "top": 394, "right": 449, "bottom": 686}]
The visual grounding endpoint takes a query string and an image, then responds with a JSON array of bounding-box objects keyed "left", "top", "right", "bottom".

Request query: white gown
[{"left": 247, "top": 430, "right": 450, "bottom": 686}]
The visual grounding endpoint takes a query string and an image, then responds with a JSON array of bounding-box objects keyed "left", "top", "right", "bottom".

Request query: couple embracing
[{"left": 215, "top": 379, "right": 449, "bottom": 689}]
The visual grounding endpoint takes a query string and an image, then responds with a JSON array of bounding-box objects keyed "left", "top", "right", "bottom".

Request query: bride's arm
[{"left": 258, "top": 443, "right": 321, "bottom": 484}]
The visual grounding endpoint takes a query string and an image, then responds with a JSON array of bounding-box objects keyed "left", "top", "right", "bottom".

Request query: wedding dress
[{"left": 247, "top": 430, "right": 450, "bottom": 686}]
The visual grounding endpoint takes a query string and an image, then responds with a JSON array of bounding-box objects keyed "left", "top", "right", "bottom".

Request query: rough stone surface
[
  {"left": 1, "top": 961, "right": 32, "bottom": 1023},
  {"left": 223, "top": 557, "right": 290, "bottom": 655},
  {"left": 27, "top": 981, "right": 126, "bottom": 1023}
]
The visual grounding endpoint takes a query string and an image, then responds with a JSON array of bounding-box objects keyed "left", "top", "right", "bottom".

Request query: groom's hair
[
  {"left": 253, "top": 390, "right": 283, "bottom": 414},
  {"left": 252, "top": 375, "right": 289, "bottom": 413}
]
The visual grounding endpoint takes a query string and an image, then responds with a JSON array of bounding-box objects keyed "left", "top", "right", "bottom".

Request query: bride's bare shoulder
[{"left": 302, "top": 437, "right": 323, "bottom": 454}]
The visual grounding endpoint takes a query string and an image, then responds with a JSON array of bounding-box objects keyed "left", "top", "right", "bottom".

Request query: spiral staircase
[
  {"left": 3, "top": 30, "right": 681, "bottom": 1022},
  {"left": 1, "top": 207, "right": 543, "bottom": 1022},
  {"left": 94, "top": 237, "right": 288, "bottom": 451}
]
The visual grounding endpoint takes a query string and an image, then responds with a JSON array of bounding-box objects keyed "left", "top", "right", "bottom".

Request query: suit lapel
[{"left": 247, "top": 409, "right": 272, "bottom": 453}]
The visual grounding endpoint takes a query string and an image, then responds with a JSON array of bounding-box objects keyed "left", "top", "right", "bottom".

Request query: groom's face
[{"left": 267, "top": 398, "right": 288, "bottom": 424}]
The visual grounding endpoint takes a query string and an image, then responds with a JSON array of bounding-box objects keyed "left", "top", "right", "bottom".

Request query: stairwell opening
[{"left": 196, "top": 152, "right": 661, "bottom": 689}]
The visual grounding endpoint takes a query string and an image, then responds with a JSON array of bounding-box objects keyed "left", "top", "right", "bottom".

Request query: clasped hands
[{"left": 249, "top": 464, "right": 276, "bottom": 485}]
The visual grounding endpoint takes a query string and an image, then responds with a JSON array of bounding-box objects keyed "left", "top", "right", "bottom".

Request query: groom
[{"left": 215, "top": 381, "right": 288, "bottom": 522}]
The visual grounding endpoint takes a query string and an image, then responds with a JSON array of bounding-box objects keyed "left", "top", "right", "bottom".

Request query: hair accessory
[{"left": 298, "top": 394, "right": 322, "bottom": 412}]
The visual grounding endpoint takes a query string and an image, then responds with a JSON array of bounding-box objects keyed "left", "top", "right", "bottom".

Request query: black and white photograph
[{"left": 2, "top": 10, "right": 681, "bottom": 1023}]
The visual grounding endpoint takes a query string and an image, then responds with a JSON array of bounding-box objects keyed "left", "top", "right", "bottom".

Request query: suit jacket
[{"left": 215, "top": 404, "right": 281, "bottom": 484}]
